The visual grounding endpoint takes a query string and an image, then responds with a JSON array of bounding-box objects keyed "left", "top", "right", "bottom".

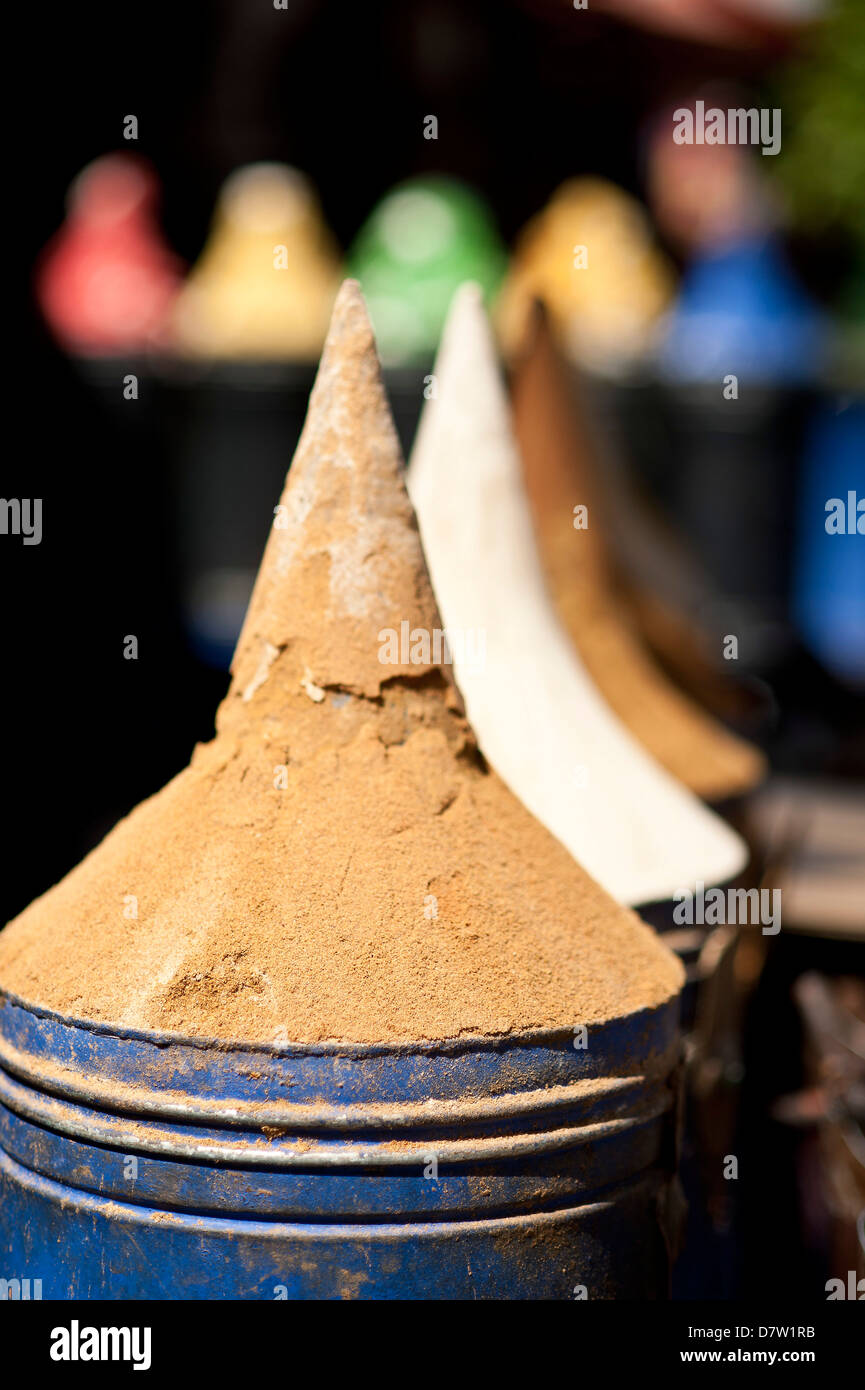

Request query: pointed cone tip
[
  {"left": 437, "top": 281, "right": 497, "bottom": 367},
  {"left": 415, "top": 279, "right": 511, "bottom": 446},
  {"left": 227, "top": 274, "right": 450, "bottom": 704},
  {"left": 447, "top": 280, "right": 484, "bottom": 321},
  {"left": 323, "top": 278, "right": 376, "bottom": 351},
  {"left": 332, "top": 276, "right": 366, "bottom": 314}
]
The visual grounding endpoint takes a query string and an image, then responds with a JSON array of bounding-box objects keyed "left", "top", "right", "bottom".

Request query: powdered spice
[
  {"left": 408, "top": 284, "right": 746, "bottom": 906},
  {"left": 511, "top": 304, "right": 765, "bottom": 804},
  {"left": 0, "top": 283, "right": 682, "bottom": 1045}
]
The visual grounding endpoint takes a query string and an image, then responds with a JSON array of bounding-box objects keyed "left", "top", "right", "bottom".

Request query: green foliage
[{"left": 774, "top": 0, "right": 865, "bottom": 253}]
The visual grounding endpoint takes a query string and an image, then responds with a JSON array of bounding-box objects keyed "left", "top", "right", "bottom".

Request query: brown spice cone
[
  {"left": 511, "top": 303, "right": 766, "bottom": 804},
  {"left": 0, "top": 282, "right": 681, "bottom": 1045}
]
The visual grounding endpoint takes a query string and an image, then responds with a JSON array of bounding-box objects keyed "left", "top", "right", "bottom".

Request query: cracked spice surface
[{"left": 0, "top": 282, "right": 682, "bottom": 1045}]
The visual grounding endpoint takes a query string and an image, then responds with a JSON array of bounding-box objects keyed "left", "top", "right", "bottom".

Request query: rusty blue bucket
[{"left": 0, "top": 988, "right": 682, "bottom": 1299}]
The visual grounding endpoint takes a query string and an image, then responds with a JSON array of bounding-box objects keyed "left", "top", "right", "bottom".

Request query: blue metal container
[
  {"left": 638, "top": 899, "right": 707, "bottom": 1031},
  {"left": 0, "top": 988, "right": 682, "bottom": 1299}
]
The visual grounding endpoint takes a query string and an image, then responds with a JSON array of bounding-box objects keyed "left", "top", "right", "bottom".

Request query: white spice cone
[{"left": 408, "top": 283, "right": 748, "bottom": 907}]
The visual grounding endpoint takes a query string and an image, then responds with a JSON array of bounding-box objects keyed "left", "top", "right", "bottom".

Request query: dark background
[
  {"left": 6, "top": 2, "right": 845, "bottom": 922},
  {"left": 7, "top": 0, "right": 806, "bottom": 925},
  {"left": 3, "top": 0, "right": 862, "bottom": 1302}
]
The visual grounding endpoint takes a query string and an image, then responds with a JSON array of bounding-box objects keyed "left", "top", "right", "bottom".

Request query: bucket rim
[{"left": 0, "top": 985, "right": 680, "bottom": 1061}]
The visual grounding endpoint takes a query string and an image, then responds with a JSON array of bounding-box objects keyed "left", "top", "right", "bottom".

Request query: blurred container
[
  {"left": 793, "top": 398, "right": 865, "bottom": 687},
  {"left": 498, "top": 178, "right": 674, "bottom": 376},
  {"left": 171, "top": 164, "right": 340, "bottom": 362},
  {"left": 654, "top": 234, "right": 828, "bottom": 671},
  {"left": 348, "top": 176, "right": 507, "bottom": 366},
  {"left": 349, "top": 176, "right": 506, "bottom": 454},
  {"left": 35, "top": 153, "right": 182, "bottom": 357},
  {"left": 657, "top": 235, "right": 825, "bottom": 385},
  {"left": 164, "top": 165, "right": 340, "bottom": 666},
  {"left": 158, "top": 358, "right": 316, "bottom": 668}
]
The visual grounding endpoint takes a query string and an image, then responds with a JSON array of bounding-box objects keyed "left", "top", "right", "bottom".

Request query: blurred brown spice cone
[{"left": 511, "top": 302, "right": 766, "bottom": 804}]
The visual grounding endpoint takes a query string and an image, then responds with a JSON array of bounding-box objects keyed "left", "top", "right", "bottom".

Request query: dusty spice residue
[
  {"left": 0, "top": 283, "right": 682, "bottom": 1045},
  {"left": 511, "top": 304, "right": 765, "bottom": 804}
]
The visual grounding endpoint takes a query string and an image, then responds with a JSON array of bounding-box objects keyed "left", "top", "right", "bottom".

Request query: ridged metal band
[{"left": 0, "top": 1062, "right": 672, "bottom": 1168}]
